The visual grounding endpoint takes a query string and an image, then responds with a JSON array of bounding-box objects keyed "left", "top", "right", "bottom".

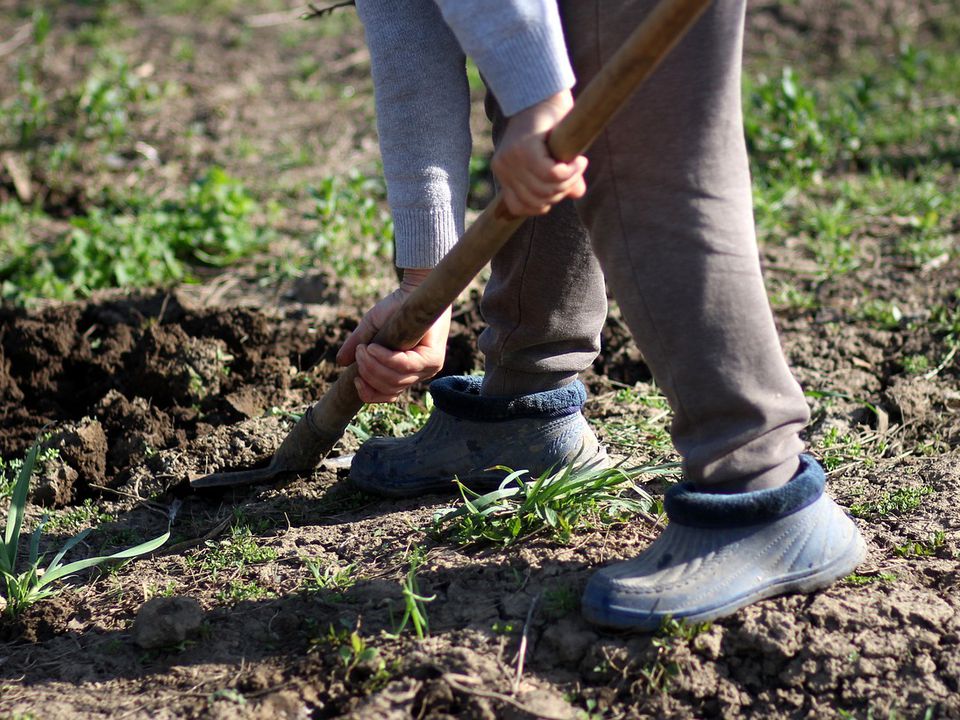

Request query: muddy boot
[
  {"left": 581, "top": 455, "right": 867, "bottom": 629},
  {"left": 350, "top": 375, "right": 608, "bottom": 497}
]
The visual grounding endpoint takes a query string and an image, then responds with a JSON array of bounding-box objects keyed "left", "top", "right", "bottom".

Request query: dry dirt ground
[{"left": 1, "top": 1, "right": 959, "bottom": 719}]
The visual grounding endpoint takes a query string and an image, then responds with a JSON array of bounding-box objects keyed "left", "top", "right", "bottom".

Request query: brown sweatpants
[{"left": 478, "top": 0, "right": 810, "bottom": 491}]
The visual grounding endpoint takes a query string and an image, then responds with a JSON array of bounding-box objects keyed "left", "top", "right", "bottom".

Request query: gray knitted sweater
[{"left": 355, "top": 0, "right": 574, "bottom": 268}]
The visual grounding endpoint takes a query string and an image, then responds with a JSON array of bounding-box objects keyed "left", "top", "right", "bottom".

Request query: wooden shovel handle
[{"left": 307, "top": 0, "right": 714, "bottom": 441}]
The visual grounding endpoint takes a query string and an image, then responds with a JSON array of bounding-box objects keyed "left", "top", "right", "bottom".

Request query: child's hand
[
  {"left": 492, "top": 89, "right": 588, "bottom": 217},
  {"left": 336, "top": 268, "right": 451, "bottom": 403}
]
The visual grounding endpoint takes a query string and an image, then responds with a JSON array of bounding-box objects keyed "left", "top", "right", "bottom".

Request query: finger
[
  {"left": 354, "top": 375, "right": 399, "bottom": 404},
  {"left": 531, "top": 159, "right": 589, "bottom": 198},
  {"left": 357, "top": 346, "right": 422, "bottom": 391},
  {"left": 567, "top": 175, "right": 587, "bottom": 200},
  {"left": 366, "top": 344, "right": 445, "bottom": 380},
  {"left": 356, "top": 344, "right": 422, "bottom": 396},
  {"left": 515, "top": 171, "right": 570, "bottom": 203},
  {"left": 493, "top": 151, "right": 557, "bottom": 196},
  {"left": 337, "top": 316, "right": 378, "bottom": 366},
  {"left": 533, "top": 158, "right": 583, "bottom": 185},
  {"left": 511, "top": 159, "right": 586, "bottom": 204},
  {"left": 534, "top": 178, "right": 588, "bottom": 208},
  {"left": 503, "top": 181, "right": 552, "bottom": 216}
]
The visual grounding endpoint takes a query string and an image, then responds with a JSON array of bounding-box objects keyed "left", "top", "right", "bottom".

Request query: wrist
[
  {"left": 511, "top": 90, "right": 573, "bottom": 125},
  {"left": 399, "top": 267, "right": 432, "bottom": 294}
]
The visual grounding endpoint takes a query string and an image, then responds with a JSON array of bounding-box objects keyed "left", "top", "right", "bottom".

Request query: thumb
[{"left": 337, "top": 315, "right": 379, "bottom": 366}]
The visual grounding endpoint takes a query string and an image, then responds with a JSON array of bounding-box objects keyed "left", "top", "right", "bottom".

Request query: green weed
[
  {"left": 745, "top": 67, "right": 829, "bottom": 179},
  {"left": 1, "top": 32, "right": 165, "bottom": 164},
  {"left": 338, "top": 630, "right": 382, "bottom": 676},
  {"left": 807, "top": 392, "right": 889, "bottom": 470},
  {"left": 817, "top": 426, "right": 873, "bottom": 471},
  {"left": 0, "top": 442, "right": 59, "bottom": 502},
  {"left": 803, "top": 199, "right": 861, "bottom": 275},
  {"left": 844, "top": 572, "right": 897, "bottom": 587},
  {"left": 744, "top": 42, "right": 960, "bottom": 187},
  {"left": 302, "top": 559, "right": 356, "bottom": 594},
  {"left": 307, "top": 172, "right": 394, "bottom": 282},
  {"left": 894, "top": 530, "right": 946, "bottom": 558},
  {"left": 640, "top": 617, "right": 712, "bottom": 694},
  {"left": 574, "top": 697, "right": 607, "bottom": 720},
  {"left": 543, "top": 586, "right": 580, "bottom": 618},
  {"left": 146, "top": 580, "right": 179, "bottom": 598},
  {"left": 320, "top": 624, "right": 392, "bottom": 689},
  {"left": 850, "top": 486, "right": 933, "bottom": 519},
  {"left": 348, "top": 393, "right": 433, "bottom": 443},
  {"left": 930, "top": 300, "right": 960, "bottom": 348},
  {"left": 215, "top": 579, "right": 274, "bottom": 604},
  {"left": 207, "top": 688, "right": 247, "bottom": 708},
  {"left": 767, "top": 278, "right": 818, "bottom": 314},
  {"left": 388, "top": 546, "right": 435, "bottom": 640},
  {"left": 44, "top": 499, "right": 115, "bottom": 534},
  {"left": 901, "top": 355, "right": 930, "bottom": 375},
  {"left": 858, "top": 299, "right": 904, "bottom": 330},
  {"left": 75, "top": 51, "right": 162, "bottom": 143},
  {"left": 596, "top": 387, "right": 675, "bottom": 460},
  {"left": 1, "top": 169, "right": 269, "bottom": 302},
  {"left": 196, "top": 519, "right": 278, "bottom": 580},
  {"left": 1, "top": 440, "right": 170, "bottom": 617},
  {"left": 433, "top": 461, "right": 674, "bottom": 547}
]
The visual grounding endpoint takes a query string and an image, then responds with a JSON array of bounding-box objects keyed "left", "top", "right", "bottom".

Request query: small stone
[{"left": 132, "top": 596, "right": 204, "bottom": 649}]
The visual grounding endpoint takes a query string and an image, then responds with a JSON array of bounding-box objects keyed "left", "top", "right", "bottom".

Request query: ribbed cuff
[
  {"left": 393, "top": 205, "right": 464, "bottom": 268},
  {"left": 472, "top": 22, "right": 575, "bottom": 116},
  {"left": 429, "top": 375, "right": 587, "bottom": 422},
  {"left": 664, "top": 455, "right": 826, "bottom": 529}
]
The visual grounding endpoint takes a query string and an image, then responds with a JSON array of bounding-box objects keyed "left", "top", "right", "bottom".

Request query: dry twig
[
  {"left": 302, "top": 1, "right": 355, "bottom": 20},
  {"left": 443, "top": 673, "right": 573, "bottom": 720},
  {"left": 513, "top": 592, "right": 541, "bottom": 693}
]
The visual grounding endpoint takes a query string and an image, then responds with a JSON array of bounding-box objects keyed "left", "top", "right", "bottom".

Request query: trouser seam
[{"left": 489, "top": 217, "right": 538, "bottom": 386}]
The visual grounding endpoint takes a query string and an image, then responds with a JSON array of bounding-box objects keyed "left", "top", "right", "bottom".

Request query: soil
[{"left": 1, "top": 2, "right": 959, "bottom": 720}]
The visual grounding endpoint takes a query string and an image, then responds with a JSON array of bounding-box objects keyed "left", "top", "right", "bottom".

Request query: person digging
[
  {"left": 272, "top": 0, "right": 868, "bottom": 630},
  {"left": 319, "top": 0, "right": 870, "bottom": 630}
]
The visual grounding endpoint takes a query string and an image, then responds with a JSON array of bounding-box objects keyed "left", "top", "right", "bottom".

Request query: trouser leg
[
  {"left": 479, "top": 95, "right": 607, "bottom": 397},
  {"left": 562, "top": 0, "right": 810, "bottom": 490}
]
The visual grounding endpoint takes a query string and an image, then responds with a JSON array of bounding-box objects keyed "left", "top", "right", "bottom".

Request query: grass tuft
[
  {"left": 433, "top": 460, "right": 676, "bottom": 547},
  {"left": 1, "top": 438, "right": 170, "bottom": 617},
  {"left": 388, "top": 546, "right": 435, "bottom": 640},
  {"left": 1, "top": 168, "right": 269, "bottom": 302},
  {"left": 850, "top": 486, "right": 934, "bottom": 519}
]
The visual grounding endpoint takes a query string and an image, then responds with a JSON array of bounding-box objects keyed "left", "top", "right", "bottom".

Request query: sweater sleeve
[
  {"left": 356, "top": 0, "right": 472, "bottom": 268},
  {"left": 432, "top": 0, "right": 575, "bottom": 116}
]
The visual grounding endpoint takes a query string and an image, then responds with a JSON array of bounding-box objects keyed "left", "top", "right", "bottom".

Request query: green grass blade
[
  {"left": 44, "top": 528, "right": 92, "bottom": 574},
  {"left": 495, "top": 468, "right": 529, "bottom": 488},
  {"left": 38, "top": 527, "right": 170, "bottom": 588},
  {"left": 27, "top": 517, "right": 48, "bottom": 567},
  {"left": 2, "top": 441, "right": 40, "bottom": 574}
]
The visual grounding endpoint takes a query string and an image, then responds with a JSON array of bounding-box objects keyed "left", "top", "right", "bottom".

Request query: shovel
[{"left": 191, "top": 0, "right": 713, "bottom": 489}]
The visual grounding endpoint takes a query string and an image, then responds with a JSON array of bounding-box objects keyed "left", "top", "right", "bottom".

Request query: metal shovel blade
[{"left": 190, "top": 464, "right": 287, "bottom": 490}]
